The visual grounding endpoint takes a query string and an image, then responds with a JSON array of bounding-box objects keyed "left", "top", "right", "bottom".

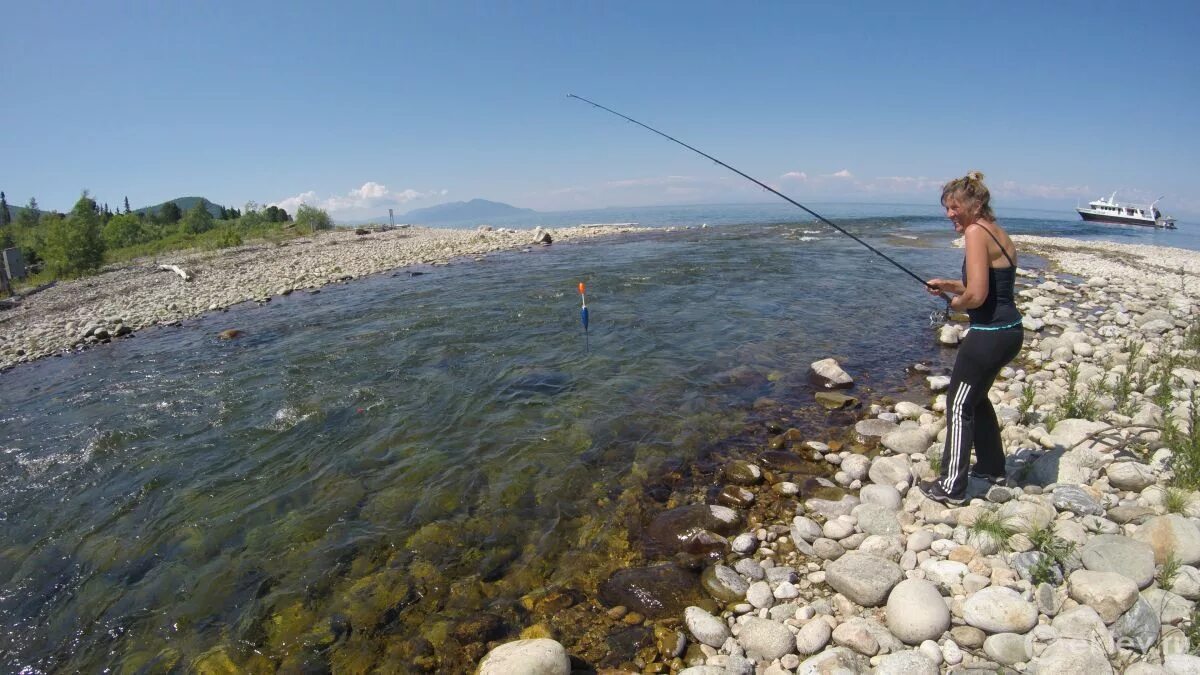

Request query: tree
[
  {"left": 102, "top": 213, "right": 144, "bottom": 249},
  {"left": 181, "top": 200, "right": 214, "bottom": 234},
  {"left": 159, "top": 201, "right": 182, "bottom": 224},
  {"left": 0, "top": 192, "right": 10, "bottom": 227},
  {"left": 12, "top": 198, "right": 42, "bottom": 263},
  {"left": 123, "top": 196, "right": 131, "bottom": 214},
  {"left": 295, "top": 204, "right": 334, "bottom": 232},
  {"left": 42, "top": 193, "right": 105, "bottom": 276},
  {"left": 263, "top": 205, "right": 290, "bottom": 223}
]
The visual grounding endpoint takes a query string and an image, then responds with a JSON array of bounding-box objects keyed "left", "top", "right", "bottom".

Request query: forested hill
[{"left": 135, "top": 197, "right": 225, "bottom": 219}]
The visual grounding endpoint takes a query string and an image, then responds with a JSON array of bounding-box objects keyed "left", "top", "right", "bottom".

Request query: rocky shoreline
[
  {"left": 479, "top": 237, "right": 1200, "bottom": 674},
  {"left": 0, "top": 224, "right": 640, "bottom": 372}
]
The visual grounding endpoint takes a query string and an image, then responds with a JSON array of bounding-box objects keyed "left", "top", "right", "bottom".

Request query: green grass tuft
[
  {"left": 968, "top": 510, "right": 1016, "bottom": 552},
  {"left": 1159, "top": 552, "right": 1183, "bottom": 589}
]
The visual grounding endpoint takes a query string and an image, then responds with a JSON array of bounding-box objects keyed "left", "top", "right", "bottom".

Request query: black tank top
[{"left": 962, "top": 227, "right": 1022, "bottom": 327}]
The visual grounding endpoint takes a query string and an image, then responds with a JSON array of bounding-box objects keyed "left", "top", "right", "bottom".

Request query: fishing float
[{"left": 578, "top": 282, "right": 589, "bottom": 353}]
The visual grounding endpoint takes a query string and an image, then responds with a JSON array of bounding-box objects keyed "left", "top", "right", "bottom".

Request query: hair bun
[{"left": 966, "top": 170, "right": 985, "bottom": 182}]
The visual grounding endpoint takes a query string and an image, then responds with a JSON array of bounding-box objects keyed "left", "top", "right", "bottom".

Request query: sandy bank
[{"left": 0, "top": 224, "right": 640, "bottom": 371}]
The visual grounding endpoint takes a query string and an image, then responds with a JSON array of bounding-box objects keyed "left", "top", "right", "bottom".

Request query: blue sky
[{"left": 3, "top": 1, "right": 1198, "bottom": 221}]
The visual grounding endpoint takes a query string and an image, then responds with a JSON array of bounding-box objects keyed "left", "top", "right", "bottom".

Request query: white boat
[{"left": 1076, "top": 192, "right": 1176, "bottom": 229}]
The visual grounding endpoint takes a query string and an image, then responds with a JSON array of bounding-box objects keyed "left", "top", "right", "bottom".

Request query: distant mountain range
[{"left": 400, "top": 199, "right": 536, "bottom": 224}]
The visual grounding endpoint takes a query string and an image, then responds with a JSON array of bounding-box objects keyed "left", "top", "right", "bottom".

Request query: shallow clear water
[{"left": 0, "top": 205, "right": 1191, "bottom": 671}]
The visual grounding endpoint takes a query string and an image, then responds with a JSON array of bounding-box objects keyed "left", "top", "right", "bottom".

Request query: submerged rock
[
  {"left": 599, "top": 564, "right": 703, "bottom": 619},
  {"left": 642, "top": 504, "right": 740, "bottom": 558}
]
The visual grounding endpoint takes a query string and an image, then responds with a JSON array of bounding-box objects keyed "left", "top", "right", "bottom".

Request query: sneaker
[
  {"left": 969, "top": 470, "right": 1009, "bottom": 487},
  {"left": 919, "top": 480, "right": 967, "bottom": 506}
]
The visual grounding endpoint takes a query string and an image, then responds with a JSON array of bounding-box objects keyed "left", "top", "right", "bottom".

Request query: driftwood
[{"left": 158, "top": 264, "right": 193, "bottom": 281}]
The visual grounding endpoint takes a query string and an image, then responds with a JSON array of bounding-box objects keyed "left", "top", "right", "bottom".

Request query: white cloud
[
  {"left": 781, "top": 171, "right": 808, "bottom": 181},
  {"left": 272, "top": 182, "right": 447, "bottom": 217},
  {"left": 830, "top": 169, "right": 853, "bottom": 179}
]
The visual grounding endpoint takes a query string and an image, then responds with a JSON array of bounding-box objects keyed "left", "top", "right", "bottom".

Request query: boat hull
[{"left": 1077, "top": 210, "right": 1176, "bottom": 229}]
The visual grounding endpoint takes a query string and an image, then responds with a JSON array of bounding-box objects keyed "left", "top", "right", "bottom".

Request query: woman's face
[{"left": 943, "top": 196, "right": 973, "bottom": 233}]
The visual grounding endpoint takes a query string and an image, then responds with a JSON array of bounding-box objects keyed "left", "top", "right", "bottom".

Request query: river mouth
[{"left": 0, "top": 222, "right": 962, "bottom": 672}]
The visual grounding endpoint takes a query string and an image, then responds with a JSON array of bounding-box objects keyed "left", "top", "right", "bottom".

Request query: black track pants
[{"left": 939, "top": 325, "right": 1024, "bottom": 497}]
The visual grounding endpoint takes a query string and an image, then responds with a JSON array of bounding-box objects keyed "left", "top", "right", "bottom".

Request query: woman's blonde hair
[{"left": 941, "top": 171, "right": 995, "bottom": 222}]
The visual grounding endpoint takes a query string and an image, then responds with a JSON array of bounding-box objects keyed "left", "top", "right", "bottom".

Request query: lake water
[{"left": 0, "top": 203, "right": 1193, "bottom": 672}]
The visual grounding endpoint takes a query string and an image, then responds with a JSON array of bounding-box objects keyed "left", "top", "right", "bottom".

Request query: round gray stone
[
  {"left": 684, "top": 606, "right": 730, "bottom": 648},
  {"left": 886, "top": 579, "right": 950, "bottom": 645},
  {"left": 795, "top": 618, "right": 832, "bottom": 655},
  {"left": 860, "top": 484, "right": 902, "bottom": 510},
  {"left": 853, "top": 503, "right": 901, "bottom": 536},
  {"left": 738, "top": 617, "right": 795, "bottom": 660}
]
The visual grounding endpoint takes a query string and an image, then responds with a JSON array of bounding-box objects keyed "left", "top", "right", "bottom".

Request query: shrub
[
  {"left": 1058, "top": 364, "right": 1098, "bottom": 421},
  {"left": 295, "top": 204, "right": 334, "bottom": 232},
  {"left": 42, "top": 193, "right": 105, "bottom": 276}
]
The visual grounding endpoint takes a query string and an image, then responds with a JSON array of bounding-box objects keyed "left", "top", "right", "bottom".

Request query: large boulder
[
  {"left": 1028, "top": 446, "right": 1109, "bottom": 486},
  {"left": 1068, "top": 570, "right": 1139, "bottom": 623},
  {"left": 642, "top": 504, "right": 740, "bottom": 558},
  {"left": 599, "top": 564, "right": 703, "bottom": 619},
  {"left": 886, "top": 579, "right": 950, "bottom": 645},
  {"left": 1080, "top": 535, "right": 1156, "bottom": 589},
  {"left": 477, "top": 639, "right": 570, "bottom": 675},
  {"left": 1106, "top": 462, "right": 1158, "bottom": 491},
  {"left": 869, "top": 455, "right": 911, "bottom": 486},
  {"left": 1048, "top": 418, "right": 1111, "bottom": 450},
  {"left": 1112, "top": 595, "right": 1162, "bottom": 654},
  {"left": 1132, "top": 515, "right": 1200, "bottom": 565},
  {"left": 825, "top": 552, "right": 904, "bottom": 607}
]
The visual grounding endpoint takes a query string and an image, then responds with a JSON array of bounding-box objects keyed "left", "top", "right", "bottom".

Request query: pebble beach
[
  {"left": 0, "top": 224, "right": 639, "bottom": 371},
  {"left": 477, "top": 234, "right": 1200, "bottom": 674}
]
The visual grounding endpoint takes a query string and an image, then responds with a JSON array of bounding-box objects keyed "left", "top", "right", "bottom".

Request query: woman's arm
[{"left": 952, "top": 225, "right": 991, "bottom": 310}]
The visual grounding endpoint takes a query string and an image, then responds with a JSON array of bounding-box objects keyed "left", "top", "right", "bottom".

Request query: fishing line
[{"left": 567, "top": 93, "right": 951, "bottom": 319}]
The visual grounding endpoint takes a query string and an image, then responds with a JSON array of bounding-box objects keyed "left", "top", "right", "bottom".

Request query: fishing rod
[{"left": 567, "top": 94, "right": 951, "bottom": 312}]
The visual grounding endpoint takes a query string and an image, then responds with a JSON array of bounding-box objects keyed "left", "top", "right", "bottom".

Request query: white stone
[
  {"left": 478, "top": 639, "right": 571, "bottom": 675},
  {"left": 961, "top": 586, "right": 1038, "bottom": 634}
]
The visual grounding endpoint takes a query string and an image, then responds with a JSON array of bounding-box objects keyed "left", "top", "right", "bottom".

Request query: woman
[{"left": 920, "top": 171, "right": 1023, "bottom": 505}]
